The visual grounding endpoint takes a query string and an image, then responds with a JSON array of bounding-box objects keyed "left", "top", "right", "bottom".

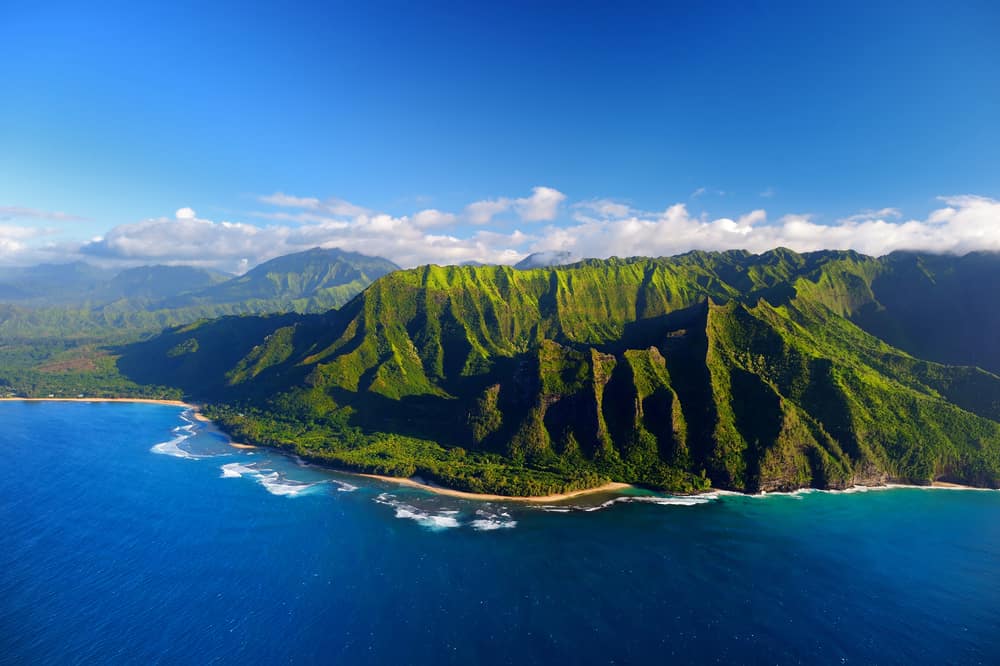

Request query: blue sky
[{"left": 1, "top": 1, "right": 999, "bottom": 270}]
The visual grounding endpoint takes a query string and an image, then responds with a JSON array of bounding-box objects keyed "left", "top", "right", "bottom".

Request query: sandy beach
[
  {"left": 929, "top": 480, "right": 977, "bottom": 489},
  {"left": 1, "top": 397, "right": 195, "bottom": 408},
  {"left": 356, "top": 474, "right": 633, "bottom": 502}
]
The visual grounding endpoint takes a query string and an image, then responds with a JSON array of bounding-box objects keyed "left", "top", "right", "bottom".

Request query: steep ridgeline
[{"left": 120, "top": 249, "right": 1000, "bottom": 496}]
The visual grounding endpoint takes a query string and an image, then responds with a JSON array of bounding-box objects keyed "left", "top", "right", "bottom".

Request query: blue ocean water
[{"left": 1, "top": 402, "right": 999, "bottom": 664}]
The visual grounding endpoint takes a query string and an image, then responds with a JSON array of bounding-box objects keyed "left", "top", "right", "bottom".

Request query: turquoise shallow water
[{"left": 2, "top": 402, "right": 999, "bottom": 664}]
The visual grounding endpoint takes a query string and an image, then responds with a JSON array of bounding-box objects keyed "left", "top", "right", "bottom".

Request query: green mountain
[
  {"left": 0, "top": 262, "right": 118, "bottom": 305},
  {"left": 114, "top": 249, "right": 1000, "bottom": 496},
  {"left": 100, "top": 265, "right": 231, "bottom": 303},
  {"left": 513, "top": 250, "right": 578, "bottom": 269},
  {"left": 163, "top": 247, "right": 399, "bottom": 311},
  {"left": 0, "top": 248, "right": 400, "bottom": 340}
]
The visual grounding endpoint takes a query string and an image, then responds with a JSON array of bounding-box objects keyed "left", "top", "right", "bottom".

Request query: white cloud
[
  {"left": 513, "top": 186, "right": 565, "bottom": 222},
  {"left": 841, "top": 207, "right": 901, "bottom": 224},
  {"left": 6, "top": 190, "right": 1000, "bottom": 273},
  {"left": 252, "top": 210, "right": 350, "bottom": 225},
  {"left": 464, "top": 186, "right": 566, "bottom": 224},
  {"left": 760, "top": 187, "right": 775, "bottom": 198},
  {"left": 259, "top": 192, "right": 321, "bottom": 209},
  {"left": 82, "top": 213, "right": 269, "bottom": 267},
  {"left": 464, "top": 198, "right": 511, "bottom": 225},
  {"left": 0, "top": 206, "right": 88, "bottom": 222},
  {"left": 0, "top": 224, "right": 58, "bottom": 262},
  {"left": 259, "top": 192, "right": 369, "bottom": 217},
  {"left": 412, "top": 209, "right": 458, "bottom": 228},
  {"left": 75, "top": 207, "right": 532, "bottom": 272},
  {"left": 521, "top": 196, "right": 1000, "bottom": 260},
  {"left": 737, "top": 209, "right": 767, "bottom": 227},
  {"left": 572, "top": 198, "right": 633, "bottom": 221}
]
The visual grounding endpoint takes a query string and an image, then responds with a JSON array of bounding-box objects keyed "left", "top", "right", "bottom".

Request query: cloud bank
[
  {"left": 4, "top": 189, "right": 1000, "bottom": 272},
  {"left": 0, "top": 224, "right": 53, "bottom": 260}
]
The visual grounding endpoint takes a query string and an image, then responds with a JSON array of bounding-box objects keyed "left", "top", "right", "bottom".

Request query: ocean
[{"left": 2, "top": 402, "right": 998, "bottom": 664}]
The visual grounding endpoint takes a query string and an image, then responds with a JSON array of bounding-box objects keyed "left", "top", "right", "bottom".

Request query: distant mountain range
[
  {"left": 0, "top": 248, "right": 399, "bottom": 339},
  {"left": 111, "top": 248, "right": 1000, "bottom": 496}
]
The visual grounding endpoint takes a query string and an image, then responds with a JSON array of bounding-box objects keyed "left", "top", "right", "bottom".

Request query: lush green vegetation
[
  {"left": 96, "top": 249, "right": 1000, "bottom": 495},
  {"left": 0, "top": 248, "right": 397, "bottom": 399},
  {"left": 0, "top": 338, "right": 181, "bottom": 399},
  {"left": 205, "top": 404, "right": 610, "bottom": 496},
  {"left": 6, "top": 248, "right": 1000, "bottom": 496}
]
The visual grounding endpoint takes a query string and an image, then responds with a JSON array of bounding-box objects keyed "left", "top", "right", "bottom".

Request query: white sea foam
[
  {"left": 151, "top": 411, "right": 215, "bottom": 459},
  {"left": 583, "top": 494, "right": 715, "bottom": 512},
  {"left": 401, "top": 508, "right": 461, "bottom": 529},
  {"left": 373, "top": 493, "right": 462, "bottom": 530},
  {"left": 152, "top": 413, "right": 333, "bottom": 497},
  {"left": 257, "top": 472, "right": 323, "bottom": 497},
  {"left": 471, "top": 518, "right": 517, "bottom": 530},
  {"left": 220, "top": 462, "right": 256, "bottom": 478},
  {"left": 219, "top": 462, "right": 324, "bottom": 496},
  {"left": 749, "top": 488, "right": 815, "bottom": 500},
  {"left": 471, "top": 509, "right": 517, "bottom": 530},
  {"left": 151, "top": 434, "right": 201, "bottom": 459}
]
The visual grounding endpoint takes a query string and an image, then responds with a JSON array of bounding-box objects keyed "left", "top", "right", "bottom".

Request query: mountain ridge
[{"left": 112, "top": 248, "right": 1000, "bottom": 496}]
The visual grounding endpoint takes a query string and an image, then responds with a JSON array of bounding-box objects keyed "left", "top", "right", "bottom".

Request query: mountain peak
[{"left": 514, "top": 250, "right": 579, "bottom": 270}]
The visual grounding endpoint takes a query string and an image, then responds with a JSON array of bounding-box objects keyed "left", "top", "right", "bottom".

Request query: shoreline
[
  {"left": 0, "top": 397, "right": 630, "bottom": 501},
  {"left": 0, "top": 397, "right": 195, "bottom": 408},
  {"left": 356, "top": 474, "right": 634, "bottom": 503},
  {"left": 2, "top": 397, "right": 992, "bottom": 500}
]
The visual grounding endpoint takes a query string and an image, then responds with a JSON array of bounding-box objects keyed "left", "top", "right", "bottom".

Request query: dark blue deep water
[{"left": 2, "top": 402, "right": 999, "bottom": 664}]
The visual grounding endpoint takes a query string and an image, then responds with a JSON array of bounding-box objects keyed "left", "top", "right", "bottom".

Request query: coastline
[
  {"left": 351, "top": 476, "right": 991, "bottom": 502},
  {"left": 356, "top": 474, "right": 634, "bottom": 503},
  {"left": 0, "top": 397, "right": 195, "bottom": 408},
  {"left": 0, "top": 397, "right": 632, "bottom": 501},
  {"left": 1, "top": 397, "right": 991, "bottom": 500}
]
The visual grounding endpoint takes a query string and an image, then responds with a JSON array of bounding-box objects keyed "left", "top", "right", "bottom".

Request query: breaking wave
[
  {"left": 150, "top": 433, "right": 203, "bottom": 459},
  {"left": 582, "top": 494, "right": 717, "bottom": 512},
  {"left": 470, "top": 508, "right": 517, "bottom": 531},
  {"left": 150, "top": 410, "right": 216, "bottom": 459},
  {"left": 373, "top": 493, "right": 462, "bottom": 530},
  {"left": 218, "top": 462, "right": 328, "bottom": 497}
]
